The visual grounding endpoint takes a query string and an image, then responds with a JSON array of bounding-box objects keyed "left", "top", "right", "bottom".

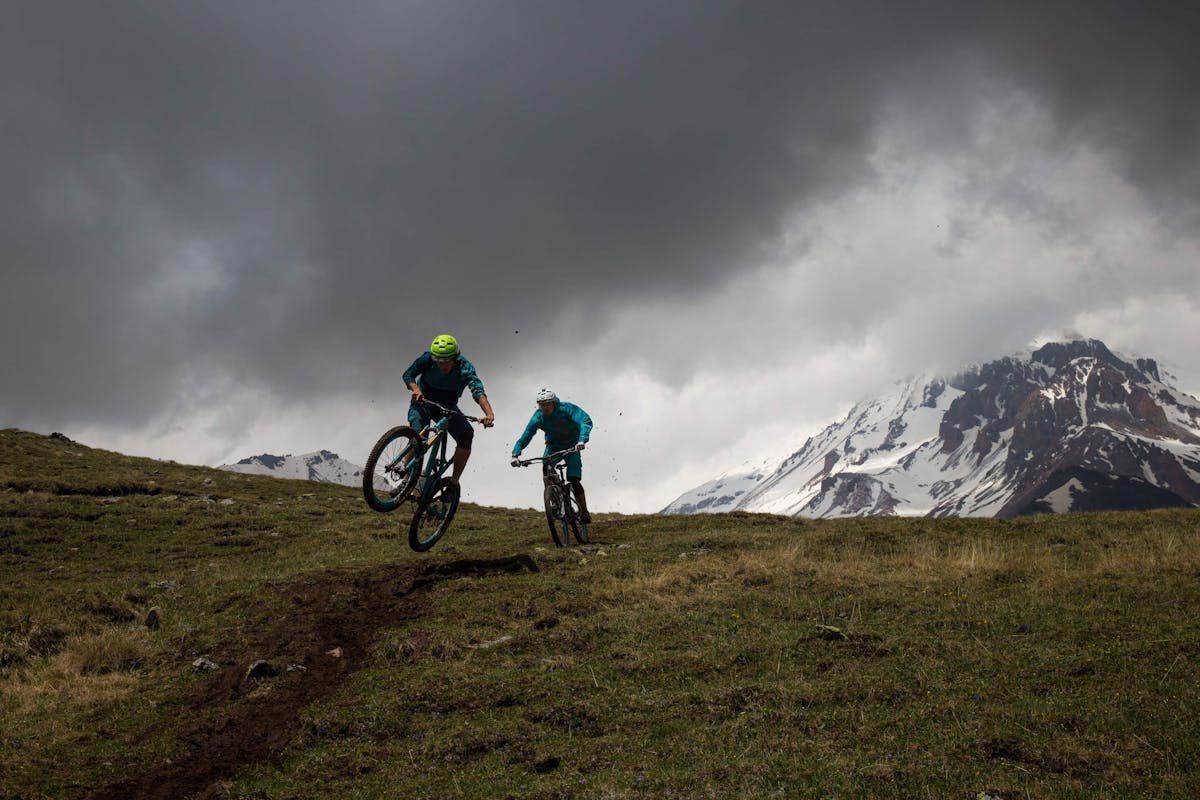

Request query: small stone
[
  {"left": 192, "top": 657, "right": 219, "bottom": 672},
  {"left": 326, "top": 647, "right": 344, "bottom": 658},
  {"left": 219, "top": 498, "right": 235, "bottom": 506},
  {"left": 246, "top": 660, "right": 279, "bottom": 679}
]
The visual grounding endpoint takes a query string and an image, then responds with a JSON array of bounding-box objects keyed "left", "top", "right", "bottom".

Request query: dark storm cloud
[{"left": 3, "top": 1, "right": 1198, "bottom": 431}]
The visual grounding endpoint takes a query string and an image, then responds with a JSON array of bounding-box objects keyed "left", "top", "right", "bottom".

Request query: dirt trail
[{"left": 91, "top": 555, "right": 539, "bottom": 800}]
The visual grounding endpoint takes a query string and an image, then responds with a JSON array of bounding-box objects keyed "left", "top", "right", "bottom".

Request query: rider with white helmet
[{"left": 511, "top": 388, "right": 594, "bottom": 522}]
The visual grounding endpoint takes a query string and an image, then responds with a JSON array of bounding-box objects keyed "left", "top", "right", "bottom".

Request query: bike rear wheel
[
  {"left": 363, "top": 427, "right": 422, "bottom": 512},
  {"left": 574, "top": 512, "right": 589, "bottom": 544},
  {"left": 563, "top": 492, "right": 587, "bottom": 544},
  {"left": 409, "top": 478, "right": 460, "bottom": 552}
]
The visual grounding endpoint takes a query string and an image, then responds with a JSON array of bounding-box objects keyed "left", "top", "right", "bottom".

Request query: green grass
[{"left": 2, "top": 428, "right": 1199, "bottom": 798}]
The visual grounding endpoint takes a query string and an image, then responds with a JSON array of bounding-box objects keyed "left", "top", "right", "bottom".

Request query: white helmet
[{"left": 535, "top": 388, "right": 558, "bottom": 404}]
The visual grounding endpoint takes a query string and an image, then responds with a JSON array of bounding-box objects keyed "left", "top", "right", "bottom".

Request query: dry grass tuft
[
  {"left": 1, "top": 620, "right": 148, "bottom": 718},
  {"left": 0, "top": 614, "right": 70, "bottom": 668},
  {"left": 59, "top": 628, "right": 149, "bottom": 676},
  {"left": 382, "top": 631, "right": 466, "bottom": 664}
]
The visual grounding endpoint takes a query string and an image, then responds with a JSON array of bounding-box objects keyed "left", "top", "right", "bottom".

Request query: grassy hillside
[{"left": 2, "top": 428, "right": 1199, "bottom": 799}]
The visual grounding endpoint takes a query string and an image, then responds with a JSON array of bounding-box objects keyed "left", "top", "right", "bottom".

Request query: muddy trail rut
[{"left": 91, "top": 555, "right": 539, "bottom": 800}]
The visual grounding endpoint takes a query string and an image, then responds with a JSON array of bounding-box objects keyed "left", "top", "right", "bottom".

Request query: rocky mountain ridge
[
  {"left": 218, "top": 450, "right": 366, "bottom": 487},
  {"left": 663, "top": 340, "right": 1200, "bottom": 518}
]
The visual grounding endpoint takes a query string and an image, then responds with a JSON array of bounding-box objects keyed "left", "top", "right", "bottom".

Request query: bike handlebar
[
  {"left": 416, "top": 397, "right": 485, "bottom": 425},
  {"left": 512, "top": 443, "right": 584, "bottom": 467}
]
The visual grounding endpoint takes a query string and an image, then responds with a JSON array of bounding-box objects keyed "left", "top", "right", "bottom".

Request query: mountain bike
[
  {"left": 363, "top": 399, "right": 485, "bottom": 552},
  {"left": 512, "top": 444, "right": 588, "bottom": 547}
]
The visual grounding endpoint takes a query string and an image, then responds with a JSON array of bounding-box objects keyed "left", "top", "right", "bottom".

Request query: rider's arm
[
  {"left": 512, "top": 411, "right": 543, "bottom": 456},
  {"left": 568, "top": 403, "right": 593, "bottom": 443},
  {"left": 402, "top": 354, "right": 432, "bottom": 400},
  {"left": 476, "top": 394, "right": 495, "bottom": 427},
  {"left": 458, "top": 357, "right": 486, "bottom": 402}
]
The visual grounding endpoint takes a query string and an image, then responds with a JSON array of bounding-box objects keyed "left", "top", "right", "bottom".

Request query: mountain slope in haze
[
  {"left": 218, "top": 450, "right": 366, "bottom": 487},
  {"left": 664, "top": 339, "right": 1200, "bottom": 519}
]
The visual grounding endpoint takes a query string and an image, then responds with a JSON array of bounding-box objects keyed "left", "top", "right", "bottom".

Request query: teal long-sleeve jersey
[
  {"left": 402, "top": 352, "right": 486, "bottom": 404},
  {"left": 512, "top": 401, "right": 592, "bottom": 455}
]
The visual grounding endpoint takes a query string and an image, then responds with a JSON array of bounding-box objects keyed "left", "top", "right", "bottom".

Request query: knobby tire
[
  {"left": 363, "top": 426, "right": 422, "bottom": 512},
  {"left": 543, "top": 484, "right": 565, "bottom": 546},
  {"left": 544, "top": 483, "right": 582, "bottom": 547},
  {"left": 409, "top": 478, "right": 460, "bottom": 552}
]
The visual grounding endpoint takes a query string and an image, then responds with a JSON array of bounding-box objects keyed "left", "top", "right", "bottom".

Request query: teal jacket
[
  {"left": 513, "top": 401, "right": 593, "bottom": 455},
  {"left": 402, "top": 352, "right": 486, "bottom": 404}
]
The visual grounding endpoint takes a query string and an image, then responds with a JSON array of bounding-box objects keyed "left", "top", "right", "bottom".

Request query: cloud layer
[{"left": 4, "top": 2, "right": 1199, "bottom": 510}]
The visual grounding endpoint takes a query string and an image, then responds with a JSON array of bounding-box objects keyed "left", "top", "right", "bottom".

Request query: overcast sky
[{"left": 4, "top": 1, "right": 1199, "bottom": 513}]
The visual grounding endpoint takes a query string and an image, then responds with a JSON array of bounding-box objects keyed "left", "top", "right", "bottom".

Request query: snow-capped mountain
[
  {"left": 218, "top": 450, "right": 366, "bottom": 487},
  {"left": 663, "top": 340, "right": 1200, "bottom": 518}
]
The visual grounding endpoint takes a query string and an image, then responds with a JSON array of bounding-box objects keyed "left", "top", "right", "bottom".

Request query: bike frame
[
  {"left": 412, "top": 399, "right": 477, "bottom": 505},
  {"left": 364, "top": 398, "right": 486, "bottom": 551},
  {"left": 415, "top": 423, "right": 450, "bottom": 502},
  {"left": 542, "top": 456, "right": 571, "bottom": 492}
]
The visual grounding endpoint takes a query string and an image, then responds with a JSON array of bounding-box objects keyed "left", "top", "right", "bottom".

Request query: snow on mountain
[
  {"left": 218, "top": 450, "right": 366, "bottom": 488},
  {"left": 663, "top": 340, "right": 1200, "bottom": 518},
  {"left": 663, "top": 457, "right": 783, "bottom": 515}
]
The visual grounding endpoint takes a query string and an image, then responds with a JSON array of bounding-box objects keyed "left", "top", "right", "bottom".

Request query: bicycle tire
[
  {"left": 409, "top": 478, "right": 460, "bottom": 552},
  {"left": 363, "top": 426, "right": 422, "bottom": 512},
  {"left": 543, "top": 484, "right": 566, "bottom": 547}
]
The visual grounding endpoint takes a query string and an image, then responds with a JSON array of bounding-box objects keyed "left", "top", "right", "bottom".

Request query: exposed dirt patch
[{"left": 91, "top": 555, "right": 538, "bottom": 800}]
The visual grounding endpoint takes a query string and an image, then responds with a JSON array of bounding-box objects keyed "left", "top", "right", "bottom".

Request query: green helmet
[{"left": 430, "top": 334, "right": 460, "bottom": 360}]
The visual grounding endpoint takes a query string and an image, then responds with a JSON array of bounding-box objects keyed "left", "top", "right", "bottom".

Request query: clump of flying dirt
[{"left": 91, "top": 556, "right": 538, "bottom": 800}]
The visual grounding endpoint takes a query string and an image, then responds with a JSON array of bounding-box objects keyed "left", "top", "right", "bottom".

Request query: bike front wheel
[
  {"left": 409, "top": 478, "right": 460, "bottom": 552},
  {"left": 544, "top": 484, "right": 581, "bottom": 547},
  {"left": 363, "top": 426, "right": 422, "bottom": 512}
]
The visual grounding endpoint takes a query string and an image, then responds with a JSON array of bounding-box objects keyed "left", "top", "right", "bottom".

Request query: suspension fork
[
  {"left": 417, "top": 427, "right": 449, "bottom": 501},
  {"left": 550, "top": 470, "right": 571, "bottom": 517}
]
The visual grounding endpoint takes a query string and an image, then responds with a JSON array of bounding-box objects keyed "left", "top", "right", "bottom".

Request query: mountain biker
[
  {"left": 403, "top": 334, "right": 495, "bottom": 484},
  {"left": 510, "top": 389, "right": 593, "bottom": 523}
]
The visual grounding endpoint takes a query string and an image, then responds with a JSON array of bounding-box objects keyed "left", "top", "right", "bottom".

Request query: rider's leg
[
  {"left": 402, "top": 401, "right": 431, "bottom": 469},
  {"left": 568, "top": 478, "right": 591, "bottom": 523},
  {"left": 447, "top": 416, "right": 475, "bottom": 484},
  {"left": 450, "top": 447, "right": 471, "bottom": 483},
  {"left": 564, "top": 452, "right": 587, "bottom": 520}
]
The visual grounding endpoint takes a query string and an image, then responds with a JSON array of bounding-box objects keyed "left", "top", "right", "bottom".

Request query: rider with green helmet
[
  {"left": 511, "top": 388, "right": 594, "bottom": 523},
  {"left": 403, "top": 334, "right": 495, "bottom": 484}
]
